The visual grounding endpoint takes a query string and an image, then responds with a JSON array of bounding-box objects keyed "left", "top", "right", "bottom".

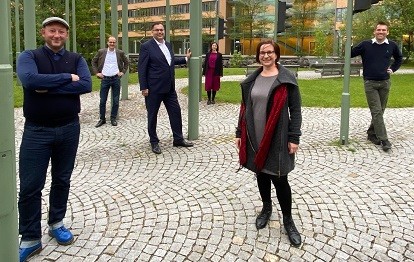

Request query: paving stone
[{"left": 14, "top": 74, "right": 414, "bottom": 261}]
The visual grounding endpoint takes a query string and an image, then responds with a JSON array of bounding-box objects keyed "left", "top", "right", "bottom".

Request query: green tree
[
  {"left": 312, "top": 2, "right": 335, "bottom": 58},
  {"left": 290, "top": 0, "right": 320, "bottom": 56},
  {"left": 382, "top": 0, "right": 414, "bottom": 61},
  {"left": 10, "top": 0, "right": 111, "bottom": 65},
  {"left": 230, "top": 0, "right": 272, "bottom": 55}
]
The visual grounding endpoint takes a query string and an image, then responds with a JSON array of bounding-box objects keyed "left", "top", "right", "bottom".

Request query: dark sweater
[
  {"left": 24, "top": 47, "right": 82, "bottom": 126},
  {"left": 351, "top": 40, "right": 402, "bottom": 80}
]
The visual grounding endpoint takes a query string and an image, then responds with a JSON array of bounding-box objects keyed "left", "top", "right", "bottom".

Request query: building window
[
  {"left": 336, "top": 8, "right": 346, "bottom": 22},
  {"left": 202, "top": 1, "right": 216, "bottom": 12},
  {"left": 172, "top": 4, "right": 190, "bottom": 14}
]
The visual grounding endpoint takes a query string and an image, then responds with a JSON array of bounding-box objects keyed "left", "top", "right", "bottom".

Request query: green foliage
[
  {"left": 10, "top": 0, "right": 112, "bottom": 66},
  {"left": 230, "top": 0, "right": 272, "bottom": 54},
  {"left": 229, "top": 51, "right": 244, "bottom": 68},
  {"left": 382, "top": 0, "right": 414, "bottom": 57},
  {"left": 313, "top": 28, "right": 329, "bottom": 58}
]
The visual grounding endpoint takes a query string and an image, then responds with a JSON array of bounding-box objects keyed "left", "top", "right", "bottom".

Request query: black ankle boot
[
  {"left": 256, "top": 202, "right": 272, "bottom": 229},
  {"left": 283, "top": 215, "right": 301, "bottom": 246}
]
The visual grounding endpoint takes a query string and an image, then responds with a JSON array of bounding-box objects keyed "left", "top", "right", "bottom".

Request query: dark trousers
[
  {"left": 99, "top": 76, "right": 121, "bottom": 120},
  {"left": 145, "top": 89, "right": 184, "bottom": 144},
  {"left": 364, "top": 79, "right": 390, "bottom": 140},
  {"left": 18, "top": 120, "right": 80, "bottom": 241},
  {"left": 257, "top": 172, "right": 292, "bottom": 217}
]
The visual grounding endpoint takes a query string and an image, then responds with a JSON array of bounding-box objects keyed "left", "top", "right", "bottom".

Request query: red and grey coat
[{"left": 236, "top": 64, "right": 302, "bottom": 175}]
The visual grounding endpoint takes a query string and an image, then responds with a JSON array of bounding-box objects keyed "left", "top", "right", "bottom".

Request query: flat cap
[{"left": 42, "top": 17, "right": 69, "bottom": 29}]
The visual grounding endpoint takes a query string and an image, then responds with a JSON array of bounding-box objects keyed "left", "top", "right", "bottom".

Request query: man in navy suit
[{"left": 138, "top": 22, "right": 193, "bottom": 154}]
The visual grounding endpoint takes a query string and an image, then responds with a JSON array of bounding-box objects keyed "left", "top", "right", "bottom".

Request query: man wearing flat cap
[{"left": 16, "top": 16, "right": 92, "bottom": 262}]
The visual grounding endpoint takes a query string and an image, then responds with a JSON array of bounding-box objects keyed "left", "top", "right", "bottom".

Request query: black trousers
[{"left": 256, "top": 172, "right": 292, "bottom": 217}]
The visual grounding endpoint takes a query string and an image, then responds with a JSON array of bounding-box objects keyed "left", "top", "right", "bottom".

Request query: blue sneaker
[
  {"left": 19, "top": 242, "right": 42, "bottom": 262},
  {"left": 48, "top": 226, "right": 74, "bottom": 245}
]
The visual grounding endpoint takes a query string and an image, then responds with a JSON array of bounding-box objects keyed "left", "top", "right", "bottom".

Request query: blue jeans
[
  {"left": 18, "top": 119, "right": 80, "bottom": 241},
  {"left": 99, "top": 76, "right": 121, "bottom": 120}
]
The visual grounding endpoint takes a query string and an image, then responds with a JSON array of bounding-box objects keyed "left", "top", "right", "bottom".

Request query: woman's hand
[
  {"left": 235, "top": 138, "right": 241, "bottom": 151},
  {"left": 288, "top": 142, "right": 298, "bottom": 154}
]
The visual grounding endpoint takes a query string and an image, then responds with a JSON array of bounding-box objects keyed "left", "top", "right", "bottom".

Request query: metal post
[
  {"left": 165, "top": 0, "right": 170, "bottom": 42},
  {"left": 188, "top": 0, "right": 202, "bottom": 140},
  {"left": 339, "top": 0, "right": 353, "bottom": 145},
  {"left": 15, "top": 0, "right": 22, "bottom": 85},
  {"left": 214, "top": 0, "right": 219, "bottom": 42},
  {"left": 8, "top": 1, "right": 13, "bottom": 64},
  {"left": 65, "top": 0, "right": 70, "bottom": 51},
  {"left": 274, "top": 0, "right": 279, "bottom": 42},
  {"left": 111, "top": 0, "right": 118, "bottom": 40},
  {"left": 23, "top": 0, "right": 36, "bottom": 49},
  {"left": 71, "top": 0, "right": 77, "bottom": 52},
  {"left": 100, "top": 0, "right": 106, "bottom": 48},
  {"left": 0, "top": 1, "right": 19, "bottom": 260},
  {"left": 121, "top": 0, "right": 129, "bottom": 100},
  {"left": 110, "top": 0, "right": 118, "bottom": 115}
]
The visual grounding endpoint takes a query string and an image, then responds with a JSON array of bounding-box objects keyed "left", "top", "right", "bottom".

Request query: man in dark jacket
[
  {"left": 138, "top": 22, "right": 193, "bottom": 154},
  {"left": 351, "top": 21, "right": 402, "bottom": 151},
  {"left": 92, "top": 36, "right": 129, "bottom": 127}
]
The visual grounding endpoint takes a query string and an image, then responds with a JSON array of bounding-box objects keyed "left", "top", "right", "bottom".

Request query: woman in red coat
[{"left": 202, "top": 42, "right": 223, "bottom": 105}]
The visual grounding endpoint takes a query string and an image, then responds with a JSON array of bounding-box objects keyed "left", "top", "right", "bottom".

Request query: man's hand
[
  {"left": 96, "top": 72, "right": 104, "bottom": 79},
  {"left": 186, "top": 48, "right": 192, "bottom": 60},
  {"left": 141, "top": 89, "right": 149, "bottom": 97},
  {"left": 118, "top": 72, "right": 124, "bottom": 77},
  {"left": 387, "top": 68, "right": 393, "bottom": 74},
  {"left": 71, "top": 74, "right": 80, "bottom": 81}
]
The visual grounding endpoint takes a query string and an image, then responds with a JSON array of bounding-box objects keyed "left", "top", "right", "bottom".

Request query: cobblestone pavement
[{"left": 15, "top": 74, "right": 414, "bottom": 262}]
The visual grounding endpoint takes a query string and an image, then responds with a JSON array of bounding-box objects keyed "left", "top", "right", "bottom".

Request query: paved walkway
[{"left": 15, "top": 73, "right": 414, "bottom": 261}]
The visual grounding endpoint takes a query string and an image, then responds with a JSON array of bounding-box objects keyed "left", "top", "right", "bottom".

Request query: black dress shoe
[
  {"left": 256, "top": 202, "right": 272, "bottom": 229},
  {"left": 381, "top": 139, "right": 391, "bottom": 151},
  {"left": 151, "top": 143, "right": 161, "bottom": 154},
  {"left": 367, "top": 134, "right": 381, "bottom": 145},
  {"left": 111, "top": 119, "right": 118, "bottom": 126},
  {"left": 173, "top": 140, "right": 194, "bottom": 147},
  {"left": 95, "top": 119, "right": 106, "bottom": 128},
  {"left": 283, "top": 215, "right": 302, "bottom": 246}
]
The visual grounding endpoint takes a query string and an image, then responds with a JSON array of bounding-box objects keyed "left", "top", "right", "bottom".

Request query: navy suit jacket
[{"left": 138, "top": 38, "right": 186, "bottom": 94}]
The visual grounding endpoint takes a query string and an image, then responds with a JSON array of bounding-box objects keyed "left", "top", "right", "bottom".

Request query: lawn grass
[
  {"left": 183, "top": 74, "right": 414, "bottom": 108},
  {"left": 12, "top": 69, "right": 414, "bottom": 108}
]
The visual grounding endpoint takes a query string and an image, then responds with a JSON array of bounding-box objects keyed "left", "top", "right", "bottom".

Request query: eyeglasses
[
  {"left": 259, "top": 51, "right": 275, "bottom": 57},
  {"left": 153, "top": 29, "right": 164, "bottom": 32}
]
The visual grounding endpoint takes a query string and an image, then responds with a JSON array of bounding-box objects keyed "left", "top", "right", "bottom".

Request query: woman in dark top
[
  {"left": 202, "top": 42, "right": 223, "bottom": 105},
  {"left": 235, "top": 40, "right": 302, "bottom": 247}
]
